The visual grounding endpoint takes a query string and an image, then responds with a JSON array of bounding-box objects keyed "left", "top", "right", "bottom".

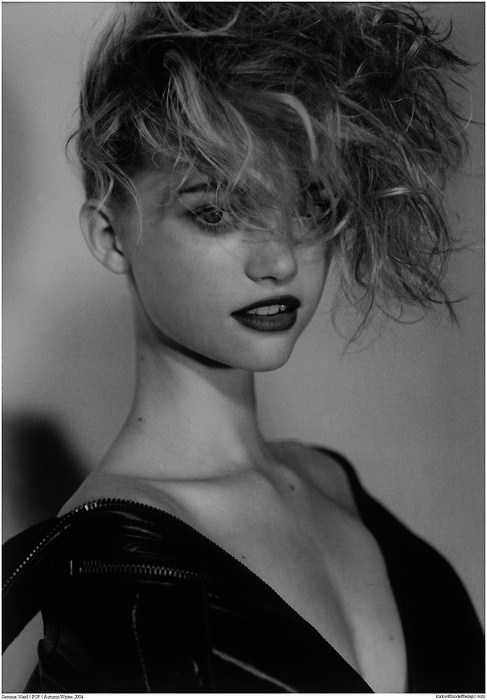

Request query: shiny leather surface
[{"left": 3, "top": 451, "right": 485, "bottom": 692}]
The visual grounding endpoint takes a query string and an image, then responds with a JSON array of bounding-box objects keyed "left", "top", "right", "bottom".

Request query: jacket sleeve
[
  {"left": 36, "top": 577, "right": 214, "bottom": 692},
  {"left": 2, "top": 518, "right": 59, "bottom": 654}
]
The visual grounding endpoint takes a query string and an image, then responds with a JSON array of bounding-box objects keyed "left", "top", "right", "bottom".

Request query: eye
[
  {"left": 296, "top": 187, "right": 342, "bottom": 232},
  {"left": 187, "top": 205, "right": 235, "bottom": 232},
  {"left": 199, "top": 207, "right": 225, "bottom": 225},
  {"left": 296, "top": 201, "right": 330, "bottom": 226}
]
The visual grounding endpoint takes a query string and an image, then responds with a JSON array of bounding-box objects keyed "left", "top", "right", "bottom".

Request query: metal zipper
[
  {"left": 70, "top": 559, "right": 212, "bottom": 584},
  {"left": 3, "top": 499, "right": 155, "bottom": 593},
  {"left": 4, "top": 498, "right": 294, "bottom": 618}
]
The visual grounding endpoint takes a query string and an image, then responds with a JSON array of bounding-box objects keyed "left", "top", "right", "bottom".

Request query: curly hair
[{"left": 74, "top": 2, "right": 470, "bottom": 325}]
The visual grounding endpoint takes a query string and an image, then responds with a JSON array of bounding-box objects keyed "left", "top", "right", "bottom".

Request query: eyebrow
[{"left": 177, "top": 181, "right": 217, "bottom": 195}]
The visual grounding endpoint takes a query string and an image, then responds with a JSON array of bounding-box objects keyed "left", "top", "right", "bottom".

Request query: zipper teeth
[
  {"left": 3, "top": 521, "right": 67, "bottom": 593},
  {"left": 3, "top": 497, "right": 226, "bottom": 591},
  {"left": 74, "top": 560, "right": 288, "bottom": 616},
  {"left": 3, "top": 499, "right": 130, "bottom": 592},
  {"left": 74, "top": 560, "right": 210, "bottom": 583},
  {"left": 3, "top": 498, "right": 292, "bottom": 617}
]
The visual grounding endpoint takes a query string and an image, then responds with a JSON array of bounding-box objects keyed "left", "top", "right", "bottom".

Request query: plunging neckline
[{"left": 60, "top": 447, "right": 409, "bottom": 692}]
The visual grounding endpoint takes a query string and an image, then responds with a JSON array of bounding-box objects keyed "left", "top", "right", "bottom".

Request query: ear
[{"left": 79, "top": 200, "right": 130, "bottom": 274}]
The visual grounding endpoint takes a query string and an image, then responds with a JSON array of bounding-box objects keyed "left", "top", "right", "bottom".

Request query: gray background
[{"left": 3, "top": 2, "right": 484, "bottom": 691}]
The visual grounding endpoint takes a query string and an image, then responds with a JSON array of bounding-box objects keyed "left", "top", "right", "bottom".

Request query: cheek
[
  {"left": 299, "top": 245, "right": 328, "bottom": 295},
  {"left": 129, "top": 238, "right": 233, "bottom": 336},
  {"left": 133, "top": 251, "right": 196, "bottom": 314}
]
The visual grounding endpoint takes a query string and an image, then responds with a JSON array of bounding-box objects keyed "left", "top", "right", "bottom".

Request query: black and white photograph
[{"left": 3, "top": 2, "right": 484, "bottom": 693}]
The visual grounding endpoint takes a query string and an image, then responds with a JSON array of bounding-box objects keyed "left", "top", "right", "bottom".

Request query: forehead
[
  {"left": 131, "top": 167, "right": 214, "bottom": 201},
  {"left": 117, "top": 160, "right": 312, "bottom": 240},
  {"left": 131, "top": 159, "right": 303, "bottom": 201},
  {"left": 113, "top": 168, "right": 221, "bottom": 237}
]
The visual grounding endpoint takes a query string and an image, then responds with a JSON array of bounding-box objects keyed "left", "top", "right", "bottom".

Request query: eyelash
[
  {"left": 185, "top": 200, "right": 336, "bottom": 234},
  {"left": 185, "top": 205, "right": 235, "bottom": 233}
]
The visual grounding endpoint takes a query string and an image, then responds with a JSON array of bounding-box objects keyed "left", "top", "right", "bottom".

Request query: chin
[
  {"left": 250, "top": 357, "right": 291, "bottom": 372},
  {"left": 230, "top": 344, "right": 296, "bottom": 372},
  {"left": 161, "top": 334, "right": 294, "bottom": 372}
]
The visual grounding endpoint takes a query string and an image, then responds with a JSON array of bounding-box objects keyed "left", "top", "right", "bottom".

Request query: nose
[{"left": 244, "top": 232, "right": 299, "bottom": 284}]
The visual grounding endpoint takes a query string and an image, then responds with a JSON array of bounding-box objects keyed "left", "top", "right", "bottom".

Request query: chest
[
  {"left": 61, "top": 473, "right": 407, "bottom": 691},
  {"left": 207, "top": 499, "right": 407, "bottom": 693}
]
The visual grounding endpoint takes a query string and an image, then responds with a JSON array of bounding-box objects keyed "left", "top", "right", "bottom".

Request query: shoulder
[
  {"left": 269, "top": 440, "right": 360, "bottom": 516},
  {"left": 57, "top": 471, "right": 185, "bottom": 519}
]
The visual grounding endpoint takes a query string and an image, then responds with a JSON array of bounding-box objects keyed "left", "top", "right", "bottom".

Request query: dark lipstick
[{"left": 231, "top": 295, "right": 300, "bottom": 332}]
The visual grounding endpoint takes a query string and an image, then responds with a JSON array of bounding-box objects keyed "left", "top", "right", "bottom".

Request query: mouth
[{"left": 231, "top": 295, "right": 301, "bottom": 332}]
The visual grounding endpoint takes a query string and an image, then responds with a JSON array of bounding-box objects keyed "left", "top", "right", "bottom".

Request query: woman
[{"left": 3, "top": 2, "right": 483, "bottom": 693}]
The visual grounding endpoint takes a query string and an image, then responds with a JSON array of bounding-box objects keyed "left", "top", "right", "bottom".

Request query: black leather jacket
[{"left": 3, "top": 453, "right": 484, "bottom": 693}]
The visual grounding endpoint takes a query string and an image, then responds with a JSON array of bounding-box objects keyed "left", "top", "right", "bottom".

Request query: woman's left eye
[
  {"left": 296, "top": 202, "right": 329, "bottom": 226},
  {"left": 188, "top": 206, "right": 234, "bottom": 232}
]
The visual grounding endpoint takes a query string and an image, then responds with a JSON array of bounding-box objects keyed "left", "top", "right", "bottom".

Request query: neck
[{"left": 105, "top": 336, "right": 273, "bottom": 481}]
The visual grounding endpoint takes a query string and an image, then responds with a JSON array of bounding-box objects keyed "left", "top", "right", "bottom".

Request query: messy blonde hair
[{"left": 74, "top": 2, "right": 470, "bottom": 324}]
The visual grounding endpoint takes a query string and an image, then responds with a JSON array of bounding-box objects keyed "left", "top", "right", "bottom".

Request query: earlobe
[{"left": 79, "top": 200, "right": 129, "bottom": 274}]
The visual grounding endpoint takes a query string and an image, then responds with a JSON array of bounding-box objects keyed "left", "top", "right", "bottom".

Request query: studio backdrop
[{"left": 3, "top": 2, "right": 484, "bottom": 691}]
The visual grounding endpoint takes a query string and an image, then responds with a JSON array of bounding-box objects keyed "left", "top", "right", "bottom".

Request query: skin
[
  {"left": 78, "top": 166, "right": 328, "bottom": 478},
  {"left": 115, "top": 168, "right": 328, "bottom": 372},
  {"left": 71, "top": 166, "right": 407, "bottom": 693}
]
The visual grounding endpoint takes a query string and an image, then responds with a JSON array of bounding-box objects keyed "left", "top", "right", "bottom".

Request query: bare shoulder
[
  {"left": 57, "top": 471, "right": 185, "bottom": 518},
  {"left": 270, "top": 440, "right": 360, "bottom": 517}
]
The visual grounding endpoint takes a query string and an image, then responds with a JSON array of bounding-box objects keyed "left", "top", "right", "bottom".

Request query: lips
[{"left": 231, "top": 295, "right": 300, "bottom": 332}]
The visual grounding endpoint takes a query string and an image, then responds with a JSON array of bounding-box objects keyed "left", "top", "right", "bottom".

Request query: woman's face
[{"left": 116, "top": 169, "right": 329, "bottom": 371}]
